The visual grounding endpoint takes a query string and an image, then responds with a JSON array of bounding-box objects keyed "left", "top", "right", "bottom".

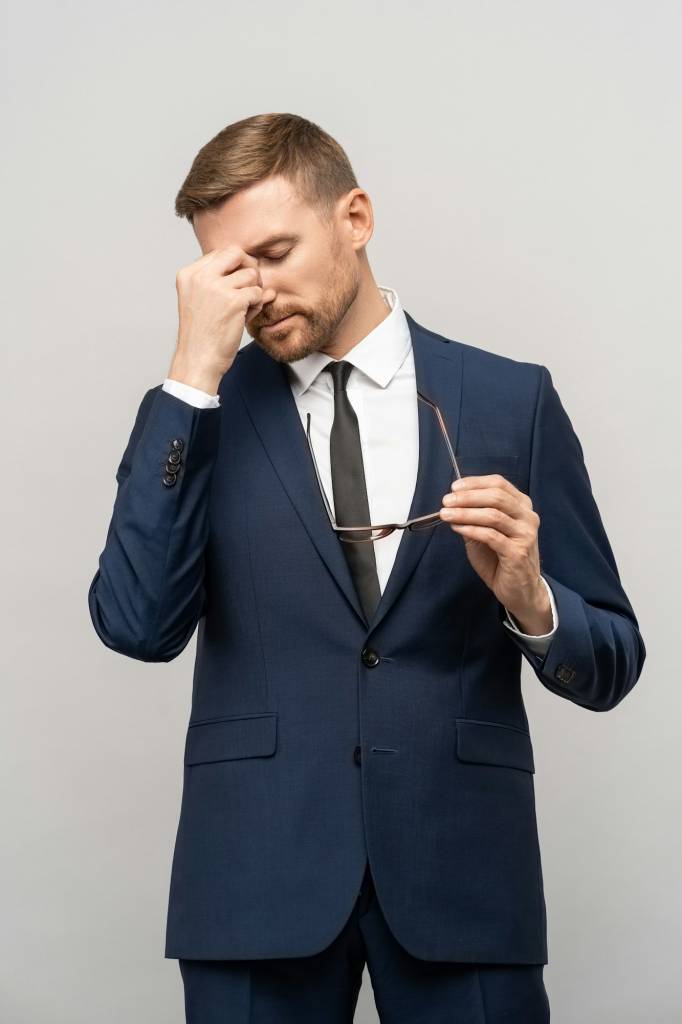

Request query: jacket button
[
  {"left": 353, "top": 745, "right": 362, "bottom": 765},
  {"left": 555, "top": 663, "right": 576, "bottom": 684},
  {"left": 171, "top": 439, "right": 184, "bottom": 452},
  {"left": 361, "top": 647, "right": 380, "bottom": 667},
  {"left": 162, "top": 471, "right": 178, "bottom": 487},
  {"left": 165, "top": 459, "right": 181, "bottom": 474},
  {"left": 167, "top": 450, "right": 182, "bottom": 466}
]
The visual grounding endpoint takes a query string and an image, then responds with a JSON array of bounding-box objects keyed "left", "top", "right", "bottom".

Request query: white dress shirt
[{"left": 163, "top": 286, "right": 558, "bottom": 654}]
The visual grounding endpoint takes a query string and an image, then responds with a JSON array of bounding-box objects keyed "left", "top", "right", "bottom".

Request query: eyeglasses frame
[{"left": 304, "top": 390, "right": 462, "bottom": 543}]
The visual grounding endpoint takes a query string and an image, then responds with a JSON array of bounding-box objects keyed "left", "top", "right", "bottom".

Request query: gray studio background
[{"left": 3, "top": 1, "right": 680, "bottom": 1021}]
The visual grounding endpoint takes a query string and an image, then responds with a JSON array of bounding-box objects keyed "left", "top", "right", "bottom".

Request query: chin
[{"left": 255, "top": 334, "right": 294, "bottom": 361}]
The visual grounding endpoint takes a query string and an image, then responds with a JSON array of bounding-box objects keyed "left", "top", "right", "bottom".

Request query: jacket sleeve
[
  {"left": 87, "top": 384, "right": 221, "bottom": 662},
  {"left": 499, "top": 364, "right": 646, "bottom": 711}
]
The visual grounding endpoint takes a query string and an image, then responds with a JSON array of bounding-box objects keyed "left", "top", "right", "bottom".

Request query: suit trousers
[{"left": 178, "top": 860, "right": 551, "bottom": 1023}]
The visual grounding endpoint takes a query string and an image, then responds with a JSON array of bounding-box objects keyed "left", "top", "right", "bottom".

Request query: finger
[
  {"left": 448, "top": 523, "right": 513, "bottom": 554},
  {"left": 202, "top": 245, "right": 259, "bottom": 275},
  {"left": 440, "top": 505, "right": 528, "bottom": 539},
  {"left": 227, "top": 266, "right": 264, "bottom": 290},
  {"left": 450, "top": 475, "right": 533, "bottom": 512},
  {"left": 442, "top": 485, "right": 525, "bottom": 519},
  {"left": 451, "top": 473, "right": 517, "bottom": 496}
]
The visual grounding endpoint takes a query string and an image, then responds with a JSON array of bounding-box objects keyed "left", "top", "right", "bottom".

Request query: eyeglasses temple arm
[
  {"left": 306, "top": 413, "right": 337, "bottom": 525},
  {"left": 416, "top": 390, "right": 462, "bottom": 480},
  {"left": 306, "top": 397, "right": 461, "bottom": 532}
]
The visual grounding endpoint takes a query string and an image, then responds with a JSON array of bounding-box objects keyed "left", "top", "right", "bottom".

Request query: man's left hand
[{"left": 440, "top": 474, "right": 553, "bottom": 635}]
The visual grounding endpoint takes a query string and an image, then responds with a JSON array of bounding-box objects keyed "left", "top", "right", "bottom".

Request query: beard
[{"left": 246, "top": 249, "right": 360, "bottom": 365}]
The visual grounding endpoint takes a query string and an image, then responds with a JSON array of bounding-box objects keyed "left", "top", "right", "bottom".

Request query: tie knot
[{"left": 324, "top": 360, "right": 353, "bottom": 393}]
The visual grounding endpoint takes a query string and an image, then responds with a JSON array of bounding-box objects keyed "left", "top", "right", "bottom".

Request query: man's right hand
[{"left": 168, "top": 246, "right": 276, "bottom": 394}]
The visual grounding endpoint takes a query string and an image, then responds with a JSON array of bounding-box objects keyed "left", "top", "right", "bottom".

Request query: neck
[{"left": 320, "top": 276, "right": 390, "bottom": 360}]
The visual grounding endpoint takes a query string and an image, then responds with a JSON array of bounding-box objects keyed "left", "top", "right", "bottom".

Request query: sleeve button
[
  {"left": 555, "top": 663, "right": 576, "bottom": 684},
  {"left": 162, "top": 471, "right": 178, "bottom": 487}
]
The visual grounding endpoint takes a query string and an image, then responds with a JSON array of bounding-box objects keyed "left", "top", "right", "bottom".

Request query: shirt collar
[{"left": 285, "top": 285, "right": 412, "bottom": 398}]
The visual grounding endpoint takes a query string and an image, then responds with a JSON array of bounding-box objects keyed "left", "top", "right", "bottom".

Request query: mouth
[{"left": 262, "top": 314, "right": 297, "bottom": 331}]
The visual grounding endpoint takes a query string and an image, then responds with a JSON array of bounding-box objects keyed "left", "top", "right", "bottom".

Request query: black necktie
[{"left": 323, "top": 360, "right": 382, "bottom": 625}]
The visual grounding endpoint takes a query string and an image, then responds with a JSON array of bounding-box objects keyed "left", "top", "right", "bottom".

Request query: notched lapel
[
  {"left": 234, "top": 343, "right": 368, "bottom": 625},
  {"left": 233, "top": 312, "right": 463, "bottom": 633}
]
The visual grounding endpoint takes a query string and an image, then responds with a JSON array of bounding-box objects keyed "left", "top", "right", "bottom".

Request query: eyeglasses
[{"left": 305, "top": 390, "right": 462, "bottom": 542}]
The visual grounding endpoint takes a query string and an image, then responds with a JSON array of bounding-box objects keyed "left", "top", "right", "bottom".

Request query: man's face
[{"left": 192, "top": 174, "right": 362, "bottom": 363}]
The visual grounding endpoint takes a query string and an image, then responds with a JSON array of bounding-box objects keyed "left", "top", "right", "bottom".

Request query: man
[{"left": 88, "top": 113, "right": 645, "bottom": 1023}]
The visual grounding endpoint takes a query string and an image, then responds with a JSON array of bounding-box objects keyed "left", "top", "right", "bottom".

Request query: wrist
[
  {"left": 507, "top": 578, "right": 553, "bottom": 636},
  {"left": 166, "top": 355, "right": 224, "bottom": 396}
]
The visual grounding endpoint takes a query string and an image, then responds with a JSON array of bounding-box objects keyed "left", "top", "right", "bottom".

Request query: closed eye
[{"left": 262, "top": 251, "right": 290, "bottom": 263}]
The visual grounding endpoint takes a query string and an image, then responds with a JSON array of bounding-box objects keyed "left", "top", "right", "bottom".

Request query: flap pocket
[
  {"left": 184, "top": 713, "right": 278, "bottom": 766},
  {"left": 455, "top": 718, "right": 535, "bottom": 773},
  {"left": 455, "top": 454, "right": 522, "bottom": 488}
]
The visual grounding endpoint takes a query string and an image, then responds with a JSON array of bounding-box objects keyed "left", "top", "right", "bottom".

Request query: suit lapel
[{"left": 234, "top": 310, "right": 463, "bottom": 632}]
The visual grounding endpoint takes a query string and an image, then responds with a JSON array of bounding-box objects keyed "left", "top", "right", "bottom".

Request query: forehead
[{"left": 193, "top": 174, "right": 315, "bottom": 253}]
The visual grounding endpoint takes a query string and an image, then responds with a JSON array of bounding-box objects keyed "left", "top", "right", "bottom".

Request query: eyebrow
[{"left": 245, "top": 233, "right": 300, "bottom": 256}]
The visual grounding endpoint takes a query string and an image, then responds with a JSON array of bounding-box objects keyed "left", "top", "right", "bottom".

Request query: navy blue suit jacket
[{"left": 88, "top": 311, "right": 645, "bottom": 964}]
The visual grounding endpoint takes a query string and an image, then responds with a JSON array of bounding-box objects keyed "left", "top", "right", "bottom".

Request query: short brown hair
[{"left": 174, "top": 112, "right": 359, "bottom": 228}]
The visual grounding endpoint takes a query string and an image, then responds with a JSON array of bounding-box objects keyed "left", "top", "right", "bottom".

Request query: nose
[{"left": 258, "top": 274, "right": 277, "bottom": 304}]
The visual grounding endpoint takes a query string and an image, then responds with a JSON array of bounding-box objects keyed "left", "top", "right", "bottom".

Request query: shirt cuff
[
  {"left": 162, "top": 378, "right": 221, "bottom": 409},
  {"left": 502, "top": 575, "right": 558, "bottom": 655}
]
